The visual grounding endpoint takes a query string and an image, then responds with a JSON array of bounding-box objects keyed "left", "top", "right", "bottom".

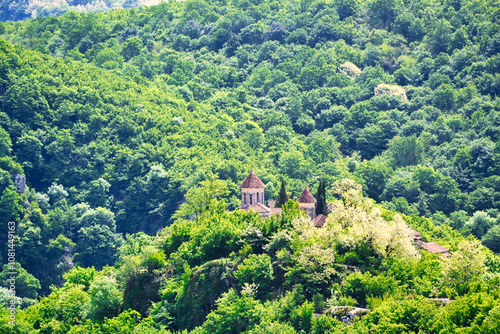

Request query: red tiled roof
[
  {"left": 313, "top": 214, "right": 326, "bottom": 227},
  {"left": 271, "top": 207, "right": 282, "bottom": 215},
  {"left": 421, "top": 242, "right": 449, "bottom": 254},
  {"left": 298, "top": 187, "right": 316, "bottom": 203},
  {"left": 408, "top": 228, "right": 421, "bottom": 238},
  {"left": 240, "top": 171, "right": 266, "bottom": 188},
  {"left": 245, "top": 203, "right": 271, "bottom": 213}
]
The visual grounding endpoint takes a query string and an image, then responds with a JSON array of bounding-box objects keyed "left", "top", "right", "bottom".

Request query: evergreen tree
[
  {"left": 315, "top": 180, "right": 327, "bottom": 216},
  {"left": 276, "top": 179, "right": 289, "bottom": 208}
]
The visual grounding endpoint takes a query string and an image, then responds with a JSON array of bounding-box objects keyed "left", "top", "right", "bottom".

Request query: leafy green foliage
[
  {"left": 84, "top": 276, "right": 122, "bottom": 322},
  {"left": 0, "top": 263, "right": 40, "bottom": 300},
  {"left": 234, "top": 254, "right": 274, "bottom": 299},
  {"left": 482, "top": 225, "right": 500, "bottom": 253}
]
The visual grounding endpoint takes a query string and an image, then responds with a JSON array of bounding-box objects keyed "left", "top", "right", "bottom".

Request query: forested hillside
[
  {"left": 2, "top": 179, "right": 500, "bottom": 333},
  {"left": 0, "top": 0, "right": 500, "bottom": 332}
]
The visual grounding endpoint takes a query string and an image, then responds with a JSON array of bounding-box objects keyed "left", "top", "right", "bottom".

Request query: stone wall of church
[{"left": 241, "top": 187, "right": 265, "bottom": 207}]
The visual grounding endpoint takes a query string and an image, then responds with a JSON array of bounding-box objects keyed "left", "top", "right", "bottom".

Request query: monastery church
[{"left": 239, "top": 170, "right": 319, "bottom": 220}]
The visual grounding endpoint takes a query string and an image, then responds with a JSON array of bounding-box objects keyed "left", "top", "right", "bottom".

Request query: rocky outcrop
[
  {"left": 328, "top": 306, "right": 370, "bottom": 323},
  {"left": 11, "top": 174, "right": 26, "bottom": 194}
]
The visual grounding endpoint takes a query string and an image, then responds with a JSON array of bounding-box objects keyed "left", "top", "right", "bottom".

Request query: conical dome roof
[
  {"left": 298, "top": 187, "right": 316, "bottom": 203},
  {"left": 240, "top": 171, "right": 266, "bottom": 188}
]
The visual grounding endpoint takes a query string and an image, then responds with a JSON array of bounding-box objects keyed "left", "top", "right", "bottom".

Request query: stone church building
[
  {"left": 238, "top": 172, "right": 450, "bottom": 256},
  {"left": 239, "top": 171, "right": 318, "bottom": 219}
]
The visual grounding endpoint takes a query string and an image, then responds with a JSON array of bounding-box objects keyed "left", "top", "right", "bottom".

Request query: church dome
[
  {"left": 298, "top": 187, "right": 316, "bottom": 203},
  {"left": 240, "top": 171, "right": 266, "bottom": 188}
]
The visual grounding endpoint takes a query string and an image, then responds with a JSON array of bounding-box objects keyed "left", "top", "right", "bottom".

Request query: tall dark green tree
[
  {"left": 315, "top": 180, "right": 327, "bottom": 216},
  {"left": 275, "top": 179, "right": 289, "bottom": 208}
]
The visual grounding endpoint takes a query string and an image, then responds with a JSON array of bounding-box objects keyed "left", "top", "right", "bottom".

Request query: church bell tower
[{"left": 240, "top": 171, "right": 266, "bottom": 208}]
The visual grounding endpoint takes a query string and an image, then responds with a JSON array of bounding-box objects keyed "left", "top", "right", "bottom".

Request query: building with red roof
[
  {"left": 298, "top": 186, "right": 317, "bottom": 219},
  {"left": 313, "top": 214, "right": 327, "bottom": 227},
  {"left": 240, "top": 171, "right": 266, "bottom": 208},
  {"left": 420, "top": 242, "right": 450, "bottom": 257},
  {"left": 239, "top": 171, "right": 318, "bottom": 219}
]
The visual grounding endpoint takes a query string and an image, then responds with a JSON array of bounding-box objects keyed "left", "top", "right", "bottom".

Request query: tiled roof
[
  {"left": 408, "top": 228, "right": 421, "bottom": 238},
  {"left": 421, "top": 242, "right": 449, "bottom": 254},
  {"left": 244, "top": 203, "right": 271, "bottom": 213},
  {"left": 271, "top": 207, "right": 283, "bottom": 215},
  {"left": 240, "top": 171, "right": 266, "bottom": 188},
  {"left": 313, "top": 214, "right": 327, "bottom": 227},
  {"left": 298, "top": 187, "right": 316, "bottom": 203}
]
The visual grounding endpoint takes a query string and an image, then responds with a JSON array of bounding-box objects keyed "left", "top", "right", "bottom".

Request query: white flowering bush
[
  {"left": 374, "top": 84, "right": 409, "bottom": 101},
  {"left": 339, "top": 62, "right": 362, "bottom": 78}
]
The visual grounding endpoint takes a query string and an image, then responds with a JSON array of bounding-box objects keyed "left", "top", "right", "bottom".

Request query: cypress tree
[
  {"left": 276, "top": 179, "right": 289, "bottom": 208},
  {"left": 323, "top": 181, "right": 328, "bottom": 214},
  {"left": 316, "top": 180, "right": 327, "bottom": 215}
]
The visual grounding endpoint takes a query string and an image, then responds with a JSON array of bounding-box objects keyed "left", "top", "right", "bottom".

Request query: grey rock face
[
  {"left": 11, "top": 174, "right": 26, "bottom": 194},
  {"left": 329, "top": 306, "right": 370, "bottom": 324}
]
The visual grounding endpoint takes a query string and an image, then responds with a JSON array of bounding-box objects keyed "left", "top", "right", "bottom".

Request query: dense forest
[{"left": 0, "top": 0, "right": 500, "bottom": 331}]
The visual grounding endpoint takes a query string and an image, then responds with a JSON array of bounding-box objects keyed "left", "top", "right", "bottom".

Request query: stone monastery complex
[
  {"left": 239, "top": 170, "right": 318, "bottom": 220},
  {"left": 238, "top": 171, "right": 451, "bottom": 257}
]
